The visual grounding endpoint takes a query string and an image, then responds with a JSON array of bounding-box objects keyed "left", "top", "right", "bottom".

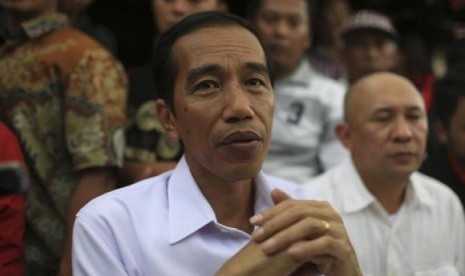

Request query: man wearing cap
[{"left": 342, "top": 10, "right": 400, "bottom": 84}]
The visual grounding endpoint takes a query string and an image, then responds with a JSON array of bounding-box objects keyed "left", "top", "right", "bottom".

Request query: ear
[
  {"left": 433, "top": 119, "right": 448, "bottom": 145},
  {"left": 155, "top": 99, "right": 180, "bottom": 141},
  {"left": 335, "top": 122, "right": 352, "bottom": 150}
]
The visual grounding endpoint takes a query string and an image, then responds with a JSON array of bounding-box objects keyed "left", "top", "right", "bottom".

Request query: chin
[{"left": 222, "top": 163, "right": 262, "bottom": 182}]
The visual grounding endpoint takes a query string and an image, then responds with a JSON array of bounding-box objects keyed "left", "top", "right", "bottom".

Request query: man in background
[
  {"left": 0, "top": 0, "right": 127, "bottom": 274},
  {"left": 342, "top": 10, "right": 400, "bottom": 85},
  {"left": 123, "top": 0, "right": 228, "bottom": 184},
  {"left": 421, "top": 71, "right": 465, "bottom": 209},
  {"left": 247, "top": 0, "right": 348, "bottom": 184},
  {"left": 305, "top": 72, "right": 465, "bottom": 275}
]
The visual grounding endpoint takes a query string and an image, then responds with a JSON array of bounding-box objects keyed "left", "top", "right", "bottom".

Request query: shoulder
[
  {"left": 412, "top": 172, "right": 464, "bottom": 212},
  {"left": 308, "top": 65, "right": 346, "bottom": 95},
  {"left": 42, "top": 26, "right": 122, "bottom": 74},
  {"left": 303, "top": 168, "right": 338, "bottom": 197},
  {"left": 48, "top": 26, "right": 105, "bottom": 50},
  {"left": 413, "top": 172, "right": 458, "bottom": 195},
  {"left": 77, "top": 172, "right": 171, "bottom": 225}
]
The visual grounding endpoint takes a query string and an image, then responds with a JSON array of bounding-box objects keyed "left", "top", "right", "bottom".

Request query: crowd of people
[{"left": 0, "top": 0, "right": 464, "bottom": 275}]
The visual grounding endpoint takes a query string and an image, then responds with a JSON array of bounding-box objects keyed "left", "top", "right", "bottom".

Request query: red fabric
[
  {"left": 410, "top": 73, "right": 435, "bottom": 112},
  {"left": 0, "top": 123, "right": 25, "bottom": 276}
]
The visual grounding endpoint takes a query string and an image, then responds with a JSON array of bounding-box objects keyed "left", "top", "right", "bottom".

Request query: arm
[
  {"left": 58, "top": 168, "right": 118, "bottom": 276},
  {"left": 72, "top": 211, "right": 129, "bottom": 276},
  {"left": 249, "top": 189, "right": 362, "bottom": 276}
]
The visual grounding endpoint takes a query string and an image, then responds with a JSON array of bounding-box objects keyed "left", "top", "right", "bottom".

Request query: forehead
[
  {"left": 354, "top": 77, "right": 425, "bottom": 112},
  {"left": 258, "top": 0, "right": 308, "bottom": 17},
  {"left": 172, "top": 25, "right": 267, "bottom": 71},
  {"left": 345, "top": 30, "right": 395, "bottom": 45}
]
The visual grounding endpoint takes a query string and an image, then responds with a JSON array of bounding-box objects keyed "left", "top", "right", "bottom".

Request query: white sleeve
[
  {"left": 453, "top": 204, "right": 465, "bottom": 274},
  {"left": 72, "top": 215, "right": 129, "bottom": 276}
]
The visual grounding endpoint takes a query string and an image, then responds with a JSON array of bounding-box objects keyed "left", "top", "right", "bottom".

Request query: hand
[{"left": 249, "top": 189, "right": 362, "bottom": 276}]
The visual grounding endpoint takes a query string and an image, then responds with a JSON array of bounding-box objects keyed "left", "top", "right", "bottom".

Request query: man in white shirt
[
  {"left": 304, "top": 72, "right": 465, "bottom": 276},
  {"left": 247, "top": 0, "right": 349, "bottom": 183},
  {"left": 72, "top": 11, "right": 362, "bottom": 275}
]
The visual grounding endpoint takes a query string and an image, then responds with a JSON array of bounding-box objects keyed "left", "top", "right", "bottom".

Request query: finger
[
  {"left": 259, "top": 217, "right": 329, "bottom": 255},
  {"left": 250, "top": 199, "right": 331, "bottom": 227},
  {"left": 271, "top": 188, "right": 291, "bottom": 205},
  {"left": 287, "top": 235, "right": 347, "bottom": 264},
  {"left": 251, "top": 202, "right": 328, "bottom": 242}
]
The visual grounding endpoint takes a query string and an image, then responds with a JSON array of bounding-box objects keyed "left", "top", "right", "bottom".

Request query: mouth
[
  {"left": 390, "top": 151, "right": 417, "bottom": 163},
  {"left": 221, "top": 131, "right": 261, "bottom": 145},
  {"left": 268, "top": 44, "right": 289, "bottom": 56}
]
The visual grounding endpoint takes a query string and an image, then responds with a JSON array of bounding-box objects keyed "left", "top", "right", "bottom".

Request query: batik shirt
[{"left": 0, "top": 13, "right": 127, "bottom": 275}]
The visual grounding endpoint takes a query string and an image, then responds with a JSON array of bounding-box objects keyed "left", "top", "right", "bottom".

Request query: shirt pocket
[{"left": 414, "top": 265, "right": 460, "bottom": 276}]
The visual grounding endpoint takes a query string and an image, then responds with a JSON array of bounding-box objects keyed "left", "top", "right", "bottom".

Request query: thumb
[{"left": 271, "top": 188, "right": 292, "bottom": 205}]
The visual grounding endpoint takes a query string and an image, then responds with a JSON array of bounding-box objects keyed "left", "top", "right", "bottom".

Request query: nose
[
  {"left": 391, "top": 117, "right": 413, "bottom": 143},
  {"left": 365, "top": 42, "right": 380, "bottom": 61},
  {"left": 274, "top": 20, "right": 291, "bottom": 37},
  {"left": 171, "top": 0, "right": 189, "bottom": 16},
  {"left": 222, "top": 85, "right": 255, "bottom": 123}
]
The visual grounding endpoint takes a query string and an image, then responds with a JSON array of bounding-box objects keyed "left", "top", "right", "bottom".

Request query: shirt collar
[
  {"left": 408, "top": 172, "right": 436, "bottom": 207},
  {"left": 167, "top": 156, "right": 275, "bottom": 244},
  {"left": 333, "top": 159, "right": 376, "bottom": 214},
  {"left": 2, "top": 12, "right": 68, "bottom": 45},
  {"left": 336, "top": 160, "right": 435, "bottom": 214},
  {"left": 275, "top": 58, "right": 314, "bottom": 88}
]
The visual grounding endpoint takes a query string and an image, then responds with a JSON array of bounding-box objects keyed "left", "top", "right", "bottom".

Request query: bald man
[{"left": 304, "top": 72, "right": 465, "bottom": 275}]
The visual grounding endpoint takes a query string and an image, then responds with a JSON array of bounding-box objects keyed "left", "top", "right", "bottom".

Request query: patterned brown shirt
[{"left": 0, "top": 13, "right": 127, "bottom": 274}]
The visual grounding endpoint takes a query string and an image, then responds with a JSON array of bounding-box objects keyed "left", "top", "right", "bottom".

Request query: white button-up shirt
[
  {"left": 262, "top": 59, "right": 348, "bottom": 184},
  {"left": 304, "top": 159, "right": 465, "bottom": 276},
  {"left": 73, "top": 156, "right": 312, "bottom": 276}
]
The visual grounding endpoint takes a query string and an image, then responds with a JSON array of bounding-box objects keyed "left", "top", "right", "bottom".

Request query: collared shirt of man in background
[
  {"left": 305, "top": 72, "right": 465, "bottom": 275},
  {"left": 247, "top": 0, "right": 348, "bottom": 184}
]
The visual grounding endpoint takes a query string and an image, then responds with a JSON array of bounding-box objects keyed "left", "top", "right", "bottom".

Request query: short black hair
[
  {"left": 432, "top": 70, "right": 465, "bottom": 128},
  {"left": 152, "top": 11, "right": 274, "bottom": 112}
]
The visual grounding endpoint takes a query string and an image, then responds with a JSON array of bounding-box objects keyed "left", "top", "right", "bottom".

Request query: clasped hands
[{"left": 217, "top": 189, "right": 362, "bottom": 276}]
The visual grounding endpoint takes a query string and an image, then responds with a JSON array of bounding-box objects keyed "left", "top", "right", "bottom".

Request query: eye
[
  {"left": 193, "top": 80, "right": 219, "bottom": 93},
  {"left": 372, "top": 111, "right": 392, "bottom": 122},
  {"left": 245, "top": 78, "right": 266, "bottom": 87},
  {"left": 406, "top": 112, "right": 424, "bottom": 121},
  {"left": 288, "top": 17, "right": 303, "bottom": 28},
  {"left": 260, "top": 13, "right": 278, "bottom": 24}
]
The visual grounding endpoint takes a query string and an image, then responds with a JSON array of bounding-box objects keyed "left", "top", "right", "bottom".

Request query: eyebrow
[
  {"left": 244, "top": 62, "right": 269, "bottom": 75},
  {"left": 187, "top": 64, "right": 222, "bottom": 86},
  {"left": 372, "top": 105, "right": 425, "bottom": 114},
  {"left": 186, "top": 62, "right": 269, "bottom": 85}
]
